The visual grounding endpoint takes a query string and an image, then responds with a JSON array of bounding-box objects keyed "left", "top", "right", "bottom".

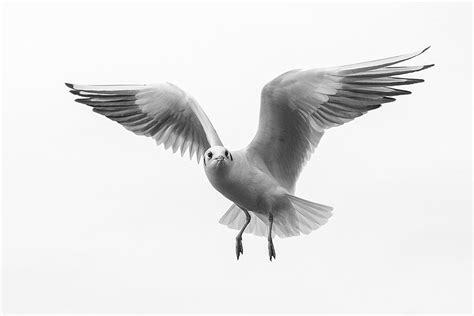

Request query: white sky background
[{"left": 2, "top": 2, "right": 472, "bottom": 313}]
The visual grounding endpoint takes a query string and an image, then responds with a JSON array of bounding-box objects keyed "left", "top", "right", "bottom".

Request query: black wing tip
[
  {"left": 65, "top": 82, "right": 74, "bottom": 89},
  {"left": 397, "top": 77, "right": 424, "bottom": 85},
  {"left": 74, "top": 98, "right": 90, "bottom": 105},
  {"left": 69, "top": 90, "right": 82, "bottom": 96},
  {"left": 383, "top": 96, "right": 397, "bottom": 103},
  {"left": 413, "top": 78, "right": 425, "bottom": 83},
  {"left": 406, "top": 46, "right": 431, "bottom": 61},
  {"left": 423, "top": 63, "right": 435, "bottom": 70},
  {"left": 393, "top": 88, "right": 412, "bottom": 95}
]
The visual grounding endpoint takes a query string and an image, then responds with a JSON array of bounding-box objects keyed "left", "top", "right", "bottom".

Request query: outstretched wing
[
  {"left": 247, "top": 47, "right": 433, "bottom": 192},
  {"left": 66, "top": 82, "right": 223, "bottom": 163}
]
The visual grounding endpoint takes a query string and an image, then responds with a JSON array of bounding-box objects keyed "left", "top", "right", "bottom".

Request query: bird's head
[{"left": 203, "top": 146, "right": 233, "bottom": 169}]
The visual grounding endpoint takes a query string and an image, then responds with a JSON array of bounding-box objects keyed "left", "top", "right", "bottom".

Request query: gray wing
[
  {"left": 66, "top": 82, "right": 223, "bottom": 163},
  {"left": 247, "top": 47, "right": 433, "bottom": 192}
]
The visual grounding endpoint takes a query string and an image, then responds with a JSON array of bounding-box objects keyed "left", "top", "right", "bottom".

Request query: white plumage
[{"left": 66, "top": 47, "right": 433, "bottom": 260}]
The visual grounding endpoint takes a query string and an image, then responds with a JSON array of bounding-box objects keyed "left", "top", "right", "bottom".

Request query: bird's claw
[
  {"left": 268, "top": 239, "right": 276, "bottom": 261},
  {"left": 235, "top": 237, "right": 244, "bottom": 260}
]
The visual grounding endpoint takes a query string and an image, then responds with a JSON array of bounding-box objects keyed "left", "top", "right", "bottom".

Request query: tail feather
[
  {"left": 288, "top": 194, "right": 333, "bottom": 231},
  {"left": 218, "top": 195, "right": 333, "bottom": 238}
]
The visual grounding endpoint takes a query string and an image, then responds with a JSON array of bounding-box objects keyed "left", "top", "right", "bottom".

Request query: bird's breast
[{"left": 205, "top": 155, "right": 282, "bottom": 213}]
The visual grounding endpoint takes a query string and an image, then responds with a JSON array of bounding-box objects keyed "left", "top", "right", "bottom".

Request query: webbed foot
[
  {"left": 268, "top": 238, "right": 276, "bottom": 261},
  {"left": 236, "top": 237, "right": 244, "bottom": 260}
]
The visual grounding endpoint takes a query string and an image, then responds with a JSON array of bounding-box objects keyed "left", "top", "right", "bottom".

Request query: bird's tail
[
  {"left": 218, "top": 195, "right": 333, "bottom": 238},
  {"left": 284, "top": 194, "right": 333, "bottom": 236}
]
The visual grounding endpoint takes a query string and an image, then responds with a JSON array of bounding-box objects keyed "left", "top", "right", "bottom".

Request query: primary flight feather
[{"left": 66, "top": 47, "right": 433, "bottom": 260}]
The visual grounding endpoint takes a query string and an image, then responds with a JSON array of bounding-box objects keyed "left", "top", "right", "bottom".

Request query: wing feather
[
  {"left": 247, "top": 48, "right": 433, "bottom": 191},
  {"left": 66, "top": 82, "right": 222, "bottom": 163}
]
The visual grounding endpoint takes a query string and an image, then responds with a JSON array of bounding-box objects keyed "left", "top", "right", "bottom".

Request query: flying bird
[{"left": 66, "top": 47, "right": 433, "bottom": 261}]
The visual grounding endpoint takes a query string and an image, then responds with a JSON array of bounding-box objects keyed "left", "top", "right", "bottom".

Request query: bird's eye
[
  {"left": 207, "top": 152, "right": 213, "bottom": 159},
  {"left": 225, "top": 150, "right": 229, "bottom": 158}
]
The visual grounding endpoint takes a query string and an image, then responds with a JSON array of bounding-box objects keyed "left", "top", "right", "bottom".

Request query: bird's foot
[
  {"left": 235, "top": 237, "right": 244, "bottom": 260},
  {"left": 268, "top": 239, "right": 276, "bottom": 261}
]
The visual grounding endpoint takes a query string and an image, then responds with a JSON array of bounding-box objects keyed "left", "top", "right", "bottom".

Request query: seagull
[{"left": 66, "top": 47, "right": 433, "bottom": 261}]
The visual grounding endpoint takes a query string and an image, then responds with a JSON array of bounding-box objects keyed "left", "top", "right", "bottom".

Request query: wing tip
[
  {"left": 423, "top": 63, "right": 435, "bottom": 70},
  {"left": 337, "top": 46, "right": 433, "bottom": 74},
  {"left": 74, "top": 98, "right": 90, "bottom": 105},
  {"left": 413, "top": 46, "right": 431, "bottom": 57},
  {"left": 411, "top": 78, "right": 425, "bottom": 84},
  {"left": 65, "top": 82, "right": 74, "bottom": 89},
  {"left": 400, "top": 46, "right": 431, "bottom": 61},
  {"left": 421, "top": 46, "right": 431, "bottom": 53},
  {"left": 393, "top": 88, "right": 412, "bottom": 95},
  {"left": 383, "top": 96, "right": 396, "bottom": 103},
  {"left": 69, "top": 90, "right": 82, "bottom": 96}
]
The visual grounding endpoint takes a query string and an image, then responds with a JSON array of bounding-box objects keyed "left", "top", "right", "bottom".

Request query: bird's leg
[
  {"left": 235, "top": 209, "right": 251, "bottom": 260},
  {"left": 268, "top": 213, "right": 276, "bottom": 261}
]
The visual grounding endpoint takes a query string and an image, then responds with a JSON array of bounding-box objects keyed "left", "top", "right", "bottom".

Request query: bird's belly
[
  {"left": 218, "top": 179, "right": 262, "bottom": 211},
  {"left": 206, "top": 165, "right": 284, "bottom": 214}
]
